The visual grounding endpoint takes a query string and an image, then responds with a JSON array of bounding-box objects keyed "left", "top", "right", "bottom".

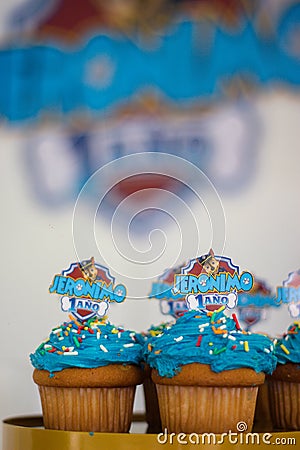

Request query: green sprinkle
[
  {"left": 73, "top": 336, "right": 80, "bottom": 348},
  {"left": 87, "top": 317, "right": 95, "bottom": 327},
  {"left": 213, "top": 347, "right": 227, "bottom": 355}
]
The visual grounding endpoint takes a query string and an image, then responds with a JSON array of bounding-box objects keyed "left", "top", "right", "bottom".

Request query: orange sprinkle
[
  {"left": 154, "top": 350, "right": 162, "bottom": 354},
  {"left": 69, "top": 315, "right": 81, "bottom": 327},
  {"left": 148, "top": 343, "right": 152, "bottom": 352},
  {"left": 212, "top": 326, "right": 226, "bottom": 335}
]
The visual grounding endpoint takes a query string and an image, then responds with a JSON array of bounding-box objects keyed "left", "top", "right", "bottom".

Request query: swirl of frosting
[
  {"left": 145, "top": 309, "right": 277, "bottom": 377},
  {"left": 142, "top": 321, "right": 174, "bottom": 361},
  {"left": 30, "top": 317, "right": 143, "bottom": 373},
  {"left": 145, "top": 322, "right": 174, "bottom": 341},
  {"left": 274, "top": 322, "right": 300, "bottom": 364}
]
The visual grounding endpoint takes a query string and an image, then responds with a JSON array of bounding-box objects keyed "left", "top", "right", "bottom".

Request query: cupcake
[
  {"left": 268, "top": 322, "right": 300, "bottom": 430},
  {"left": 30, "top": 316, "right": 144, "bottom": 432},
  {"left": 146, "top": 308, "right": 276, "bottom": 433},
  {"left": 142, "top": 322, "right": 174, "bottom": 433}
]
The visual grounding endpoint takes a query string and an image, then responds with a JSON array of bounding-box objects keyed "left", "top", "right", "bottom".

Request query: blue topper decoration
[
  {"left": 237, "top": 278, "right": 279, "bottom": 331},
  {"left": 173, "top": 249, "right": 254, "bottom": 312},
  {"left": 275, "top": 269, "right": 300, "bottom": 318},
  {"left": 149, "top": 265, "right": 188, "bottom": 318},
  {"left": 49, "top": 257, "right": 127, "bottom": 322}
]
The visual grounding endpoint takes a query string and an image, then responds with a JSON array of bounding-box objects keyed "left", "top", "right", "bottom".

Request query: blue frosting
[
  {"left": 145, "top": 322, "right": 174, "bottom": 340},
  {"left": 274, "top": 322, "right": 300, "bottom": 365},
  {"left": 30, "top": 317, "right": 143, "bottom": 373},
  {"left": 142, "top": 321, "right": 174, "bottom": 362},
  {"left": 145, "top": 309, "right": 277, "bottom": 377}
]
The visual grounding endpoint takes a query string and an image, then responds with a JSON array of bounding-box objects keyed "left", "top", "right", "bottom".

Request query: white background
[{"left": 1, "top": 94, "right": 300, "bottom": 440}]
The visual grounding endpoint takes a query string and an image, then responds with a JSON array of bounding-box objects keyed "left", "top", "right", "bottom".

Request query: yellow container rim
[{"left": 2, "top": 415, "right": 300, "bottom": 450}]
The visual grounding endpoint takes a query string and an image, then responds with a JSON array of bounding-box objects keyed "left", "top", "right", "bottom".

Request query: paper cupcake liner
[
  {"left": 253, "top": 382, "right": 273, "bottom": 432},
  {"left": 156, "top": 384, "right": 259, "bottom": 433},
  {"left": 38, "top": 385, "right": 136, "bottom": 432},
  {"left": 143, "top": 376, "right": 162, "bottom": 433},
  {"left": 268, "top": 380, "right": 300, "bottom": 430}
]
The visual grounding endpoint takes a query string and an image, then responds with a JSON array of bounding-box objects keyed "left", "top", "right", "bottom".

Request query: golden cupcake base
[{"left": 2, "top": 415, "right": 300, "bottom": 450}]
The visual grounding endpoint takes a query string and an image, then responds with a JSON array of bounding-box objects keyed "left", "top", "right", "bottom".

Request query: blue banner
[{"left": 1, "top": 3, "right": 300, "bottom": 123}]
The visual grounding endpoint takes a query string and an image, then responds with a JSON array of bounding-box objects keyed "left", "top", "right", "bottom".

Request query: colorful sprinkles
[
  {"left": 274, "top": 322, "right": 300, "bottom": 362},
  {"left": 32, "top": 317, "right": 142, "bottom": 365},
  {"left": 144, "top": 309, "right": 275, "bottom": 370},
  {"left": 142, "top": 307, "right": 277, "bottom": 379},
  {"left": 32, "top": 308, "right": 278, "bottom": 378}
]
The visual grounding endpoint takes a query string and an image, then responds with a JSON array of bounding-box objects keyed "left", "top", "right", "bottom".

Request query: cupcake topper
[
  {"left": 149, "top": 265, "right": 188, "bottom": 318},
  {"left": 49, "top": 257, "right": 127, "bottom": 322},
  {"left": 173, "top": 249, "right": 254, "bottom": 312},
  {"left": 275, "top": 269, "right": 300, "bottom": 318},
  {"left": 237, "top": 278, "right": 279, "bottom": 331}
]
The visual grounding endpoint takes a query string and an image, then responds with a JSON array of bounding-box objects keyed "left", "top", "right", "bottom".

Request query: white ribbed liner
[
  {"left": 156, "top": 384, "right": 258, "bottom": 433},
  {"left": 39, "top": 385, "right": 136, "bottom": 432}
]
